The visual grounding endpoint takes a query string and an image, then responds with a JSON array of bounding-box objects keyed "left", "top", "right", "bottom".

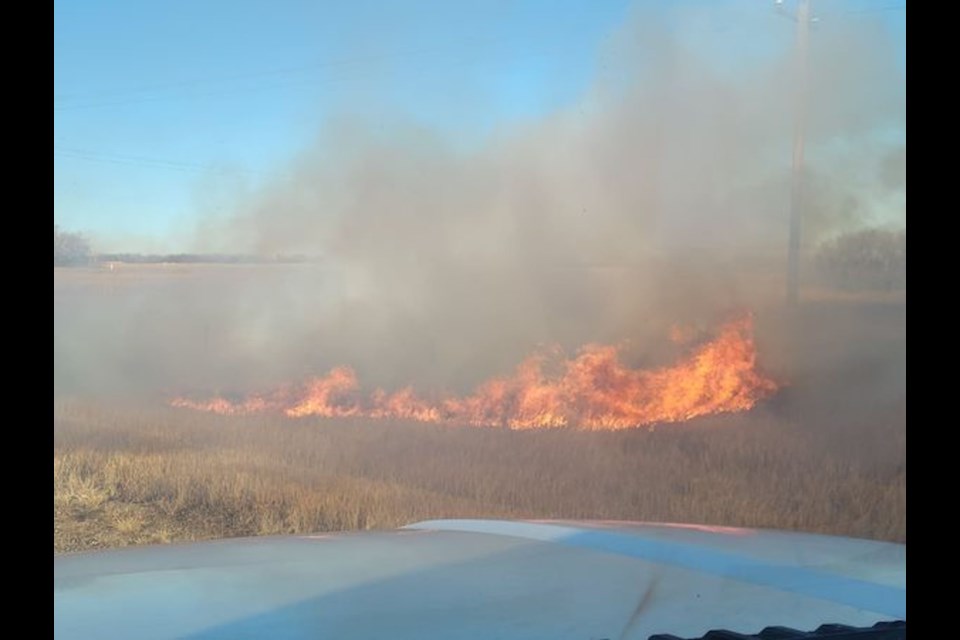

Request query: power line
[
  {"left": 53, "top": 31, "right": 576, "bottom": 112},
  {"left": 54, "top": 38, "right": 587, "bottom": 112},
  {"left": 824, "top": 5, "right": 906, "bottom": 15},
  {"left": 56, "top": 39, "right": 495, "bottom": 105},
  {"left": 54, "top": 147, "right": 262, "bottom": 176}
]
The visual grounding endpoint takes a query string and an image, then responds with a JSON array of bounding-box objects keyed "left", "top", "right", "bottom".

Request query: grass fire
[
  {"left": 54, "top": 0, "right": 904, "bottom": 557},
  {"left": 172, "top": 314, "right": 778, "bottom": 429}
]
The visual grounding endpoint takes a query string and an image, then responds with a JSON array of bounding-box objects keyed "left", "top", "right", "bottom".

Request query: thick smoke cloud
[{"left": 56, "top": 2, "right": 905, "bottom": 398}]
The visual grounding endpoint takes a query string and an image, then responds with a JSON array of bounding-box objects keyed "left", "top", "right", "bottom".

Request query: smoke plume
[{"left": 56, "top": 1, "right": 905, "bottom": 403}]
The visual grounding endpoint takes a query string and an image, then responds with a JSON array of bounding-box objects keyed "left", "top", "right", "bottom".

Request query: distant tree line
[
  {"left": 97, "top": 253, "right": 313, "bottom": 264},
  {"left": 54, "top": 225, "right": 93, "bottom": 266},
  {"left": 55, "top": 224, "right": 315, "bottom": 266},
  {"left": 813, "top": 227, "right": 905, "bottom": 291}
]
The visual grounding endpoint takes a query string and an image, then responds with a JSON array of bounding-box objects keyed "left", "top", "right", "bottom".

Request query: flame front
[{"left": 171, "top": 314, "right": 779, "bottom": 430}]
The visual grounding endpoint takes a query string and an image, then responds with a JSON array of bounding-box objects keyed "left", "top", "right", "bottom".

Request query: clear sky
[{"left": 54, "top": 0, "right": 905, "bottom": 252}]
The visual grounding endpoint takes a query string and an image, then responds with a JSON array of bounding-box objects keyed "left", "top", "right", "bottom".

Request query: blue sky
[{"left": 54, "top": 0, "right": 905, "bottom": 252}]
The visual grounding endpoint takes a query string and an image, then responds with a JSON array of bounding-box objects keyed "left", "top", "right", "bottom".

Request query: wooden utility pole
[{"left": 786, "top": 0, "right": 811, "bottom": 308}]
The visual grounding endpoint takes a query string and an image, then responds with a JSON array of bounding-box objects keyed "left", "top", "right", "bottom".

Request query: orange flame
[{"left": 171, "top": 313, "right": 778, "bottom": 430}]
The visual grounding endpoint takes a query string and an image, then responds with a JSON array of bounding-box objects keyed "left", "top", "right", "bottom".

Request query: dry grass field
[
  {"left": 54, "top": 265, "right": 906, "bottom": 553},
  {"left": 54, "top": 398, "right": 905, "bottom": 553}
]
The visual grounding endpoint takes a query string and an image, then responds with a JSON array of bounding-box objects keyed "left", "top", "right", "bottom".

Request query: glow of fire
[{"left": 171, "top": 313, "right": 779, "bottom": 430}]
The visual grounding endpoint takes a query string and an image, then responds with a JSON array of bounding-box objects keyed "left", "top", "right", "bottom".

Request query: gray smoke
[{"left": 57, "top": 1, "right": 905, "bottom": 398}]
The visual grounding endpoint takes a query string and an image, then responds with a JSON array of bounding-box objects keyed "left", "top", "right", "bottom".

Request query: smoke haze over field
[
  {"left": 56, "top": 2, "right": 904, "bottom": 408},
  {"left": 216, "top": 3, "right": 904, "bottom": 253}
]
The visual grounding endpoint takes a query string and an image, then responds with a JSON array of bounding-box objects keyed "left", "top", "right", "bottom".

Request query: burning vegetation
[{"left": 172, "top": 313, "right": 778, "bottom": 429}]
